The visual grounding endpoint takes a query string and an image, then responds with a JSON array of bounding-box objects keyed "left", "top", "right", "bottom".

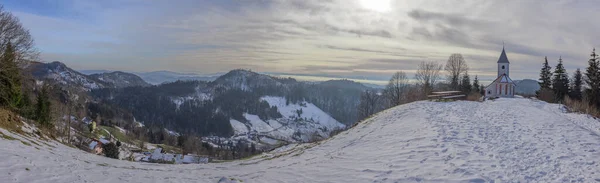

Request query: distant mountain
[
  {"left": 514, "top": 79, "right": 540, "bottom": 95},
  {"left": 361, "top": 83, "right": 385, "bottom": 89},
  {"left": 211, "top": 69, "right": 296, "bottom": 91},
  {"left": 27, "top": 61, "right": 109, "bottom": 92},
  {"left": 135, "top": 71, "right": 220, "bottom": 85},
  {"left": 89, "top": 71, "right": 151, "bottom": 88},
  {"left": 318, "top": 79, "right": 371, "bottom": 91},
  {"left": 79, "top": 70, "right": 112, "bottom": 75}
]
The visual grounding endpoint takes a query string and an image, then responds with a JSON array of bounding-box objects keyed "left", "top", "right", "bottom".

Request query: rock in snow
[{"left": 2, "top": 98, "right": 600, "bottom": 182}]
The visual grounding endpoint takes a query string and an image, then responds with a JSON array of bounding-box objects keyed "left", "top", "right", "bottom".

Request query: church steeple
[
  {"left": 497, "top": 47, "right": 510, "bottom": 77},
  {"left": 497, "top": 47, "right": 510, "bottom": 63}
]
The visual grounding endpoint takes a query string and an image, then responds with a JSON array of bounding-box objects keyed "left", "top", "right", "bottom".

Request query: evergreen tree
[
  {"left": 103, "top": 142, "right": 119, "bottom": 159},
  {"left": 479, "top": 86, "right": 485, "bottom": 95},
  {"left": 0, "top": 42, "right": 23, "bottom": 109},
  {"left": 460, "top": 72, "right": 472, "bottom": 94},
  {"left": 539, "top": 56, "right": 553, "bottom": 89},
  {"left": 35, "top": 85, "right": 52, "bottom": 128},
  {"left": 551, "top": 57, "right": 569, "bottom": 102},
  {"left": 585, "top": 48, "right": 600, "bottom": 107},
  {"left": 472, "top": 75, "right": 480, "bottom": 94},
  {"left": 570, "top": 68, "right": 583, "bottom": 100}
]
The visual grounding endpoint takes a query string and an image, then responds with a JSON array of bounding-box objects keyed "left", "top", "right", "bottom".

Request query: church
[{"left": 484, "top": 47, "right": 516, "bottom": 98}]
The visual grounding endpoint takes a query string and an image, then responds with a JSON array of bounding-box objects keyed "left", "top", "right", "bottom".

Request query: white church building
[{"left": 484, "top": 47, "right": 516, "bottom": 98}]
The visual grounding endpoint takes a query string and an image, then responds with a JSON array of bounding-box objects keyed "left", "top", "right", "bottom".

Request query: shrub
[
  {"left": 537, "top": 88, "right": 555, "bottom": 103},
  {"left": 564, "top": 96, "right": 600, "bottom": 118},
  {"left": 104, "top": 142, "right": 119, "bottom": 159},
  {"left": 466, "top": 92, "right": 482, "bottom": 101}
]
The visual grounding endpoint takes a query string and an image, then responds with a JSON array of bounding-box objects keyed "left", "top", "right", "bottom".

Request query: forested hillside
[{"left": 89, "top": 70, "right": 368, "bottom": 138}]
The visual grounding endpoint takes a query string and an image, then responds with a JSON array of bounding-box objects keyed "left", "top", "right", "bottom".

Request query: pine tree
[
  {"left": 0, "top": 42, "right": 23, "bottom": 109},
  {"left": 479, "top": 86, "right": 485, "bottom": 95},
  {"left": 570, "top": 68, "right": 583, "bottom": 100},
  {"left": 472, "top": 75, "right": 480, "bottom": 94},
  {"left": 551, "top": 57, "right": 569, "bottom": 102},
  {"left": 539, "top": 56, "right": 553, "bottom": 89},
  {"left": 460, "top": 72, "right": 472, "bottom": 94},
  {"left": 35, "top": 85, "right": 52, "bottom": 128},
  {"left": 103, "top": 142, "right": 119, "bottom": 159},
  {"left": 585, "top": 48, "right": 600, "bottom": 107}
]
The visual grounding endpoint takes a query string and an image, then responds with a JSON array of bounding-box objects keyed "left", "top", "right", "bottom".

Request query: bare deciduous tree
[
  {"left": 358, "top": 90, "right": 381, "bottom": 120},
  {"left": 445, "top": 53, "right": 468, "bottom": 90},
  {"left": 415, "top": 61, "right": 443, "bottom": 95},
  {"left": 0, "top": 5, "right": 38, "bottom": 61},
  {"left": 384, "top": 71, "right": 409, "bottom": 107}
]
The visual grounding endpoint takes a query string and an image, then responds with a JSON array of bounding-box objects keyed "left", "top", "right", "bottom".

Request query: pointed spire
[{"left": 497, "top": 46, "right": 510, "bottom": 63}]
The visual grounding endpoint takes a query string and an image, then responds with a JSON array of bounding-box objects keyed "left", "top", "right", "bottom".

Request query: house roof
[{"left": 497, "top": 48, "right": 510, "bottom": 63}]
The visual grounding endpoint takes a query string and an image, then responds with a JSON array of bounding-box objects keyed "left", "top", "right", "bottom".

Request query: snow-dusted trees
[
  {"left": 415, "top": 61, "right": 443, "bottom": 95},
  {"left": 445, "top": 54, "right": 469, "bottom": 90},
  {"left": 384, "top": 71, "right": 409, "bottom": 107},
  {"left": 552, "top": 57, "right": 569, "bottom": 102}
]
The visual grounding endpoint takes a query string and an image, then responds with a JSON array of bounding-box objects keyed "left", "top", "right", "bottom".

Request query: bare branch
[
  {"left": 445, "top": 53, "right": 468, "bottom": 90},
  {"left": 415, "top": 61, "right": 443, "bottom": 95}
]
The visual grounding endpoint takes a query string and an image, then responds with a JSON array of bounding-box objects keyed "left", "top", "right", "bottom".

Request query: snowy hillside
[
  {"left": 4, "top": 98, "right": 600, "bottom": 182},
  {"left": 27, "top": 61, "right": 108, "bottom": 91},
  {"left": 229, "top": 96, "right": 346, "bottom": 145}
]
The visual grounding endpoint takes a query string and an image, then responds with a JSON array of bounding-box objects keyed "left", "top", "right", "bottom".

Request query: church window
[{"left": 502, "top": 65, "right": 505, "bottom": 69}]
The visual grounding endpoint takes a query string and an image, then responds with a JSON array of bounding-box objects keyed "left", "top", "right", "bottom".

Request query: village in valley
[{"left": 83, "top": 119, "right": 210, "bottom": 164}]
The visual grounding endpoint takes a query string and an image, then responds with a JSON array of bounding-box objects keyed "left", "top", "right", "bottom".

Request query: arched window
[{"left": 502, "top": 65, "right": 505, "bottom": 69}]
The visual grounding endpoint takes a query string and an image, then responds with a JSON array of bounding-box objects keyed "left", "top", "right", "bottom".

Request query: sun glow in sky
[{"left": 360, "top": 0, "right": 392, "bottom": 12}]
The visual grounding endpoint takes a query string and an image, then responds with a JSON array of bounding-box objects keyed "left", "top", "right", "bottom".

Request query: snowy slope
[
  {"left": 28, "top": 61, "right": 108, "bottom": 91},
  {"left": 3, "top": 98, "right": 600, "bottom": 182},
  {"left": 229, "top": 96, "right": 346, "bottom": 145},
  {"left": 261, "top": 96, "right": 345, "bottom": 131}
]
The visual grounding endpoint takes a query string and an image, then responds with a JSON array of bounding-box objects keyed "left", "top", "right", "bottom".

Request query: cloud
[{"left": 5, "top": 0, "right": 600, "bottom": 81}]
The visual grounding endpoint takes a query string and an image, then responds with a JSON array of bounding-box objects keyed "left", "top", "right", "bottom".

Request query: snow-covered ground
[
  {"left": 226, "top": 96, "right": 346, "bottom": 146},
  {"left": 3, "top": 98, "right": 600, "bottom": 182}
]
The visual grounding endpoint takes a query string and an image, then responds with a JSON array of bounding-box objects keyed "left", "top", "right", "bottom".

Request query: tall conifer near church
[
  {"left": 539, "top": 56, "right": 552, "bottom": 89},
  {"left": 472, "top": 75, "right": 480, "bottom": 94},
  {"left": 570, "top": 68, "right": 583, "bottom": 100},
  {"left": 585, "top": 48, "right": 600, "bottom": 107},
  {"left": 552, "top": 57, "right": 569, "bottom": 102}
]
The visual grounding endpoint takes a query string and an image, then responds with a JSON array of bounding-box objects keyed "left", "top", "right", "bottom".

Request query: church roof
[
  {"left": 497, "top": 48, "right": 510, "bottom": 63},
  {"left": 484, "top": 74, "right": 516, "bottom": 89}
]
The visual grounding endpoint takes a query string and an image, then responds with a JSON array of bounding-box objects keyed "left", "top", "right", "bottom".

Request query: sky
[{"left": 3, "top": 0, "right": 600, "bottom": 83}]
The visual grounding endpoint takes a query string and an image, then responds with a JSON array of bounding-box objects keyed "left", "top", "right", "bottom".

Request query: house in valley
[{"left": 89, "top": 138, "right": 110, "bottom": 154}]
